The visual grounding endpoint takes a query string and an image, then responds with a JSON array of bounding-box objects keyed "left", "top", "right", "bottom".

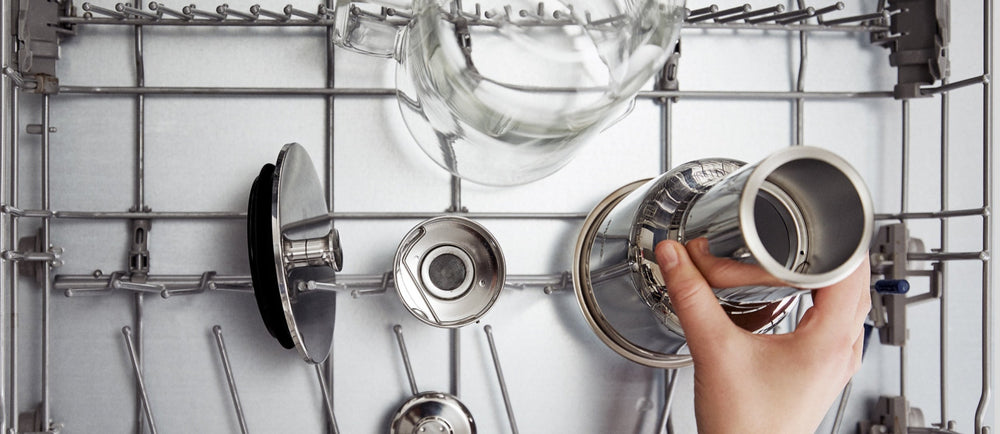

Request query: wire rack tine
[
  {"left": 64, "top": 271, "right": 122, "bottom": 297},
  {"left": 350, "top": 271, "right": 393, "bottom": 298},
  {"left": 149, "top": 2, "right": 194, "bottom": 20},
  {"left": 484, "top": 325, "right": 519, "bottom": 434},
  {"left": 812, "top": 2, "right": 845, "bottom": 24},
  {"left": 318, "top": 5, "right": 336, "bottom": 19},
  {"left": 285, "top": 4, "right": 322, "bottom": 21},
  {"left": 686, "top": 5, "right": 718, "bottom": 19},
  {"left": 114, "top": 278, "right": 166, "bottom": 294},
  {"left": 746, "top": 5, "right": 814, "bottom": 24},
  {"left": 185, "top": 4, "right": 227, "bottom": 20},
  {"left": 82, "top": 2, "right": 128, "bottom": 19},
  {"left": 687, "top": 4, "right": 749, "bottom": 23},
  {"left": 775, "top": 7, "right": 814, "bottom": 25},
  {"left": 251, "top": 4, "right": 291, "bottom": 21},
  {"left": 122, "top": 326, "right": 158, "bottom": 434},
  {"left": 160, "top": 271, "right": 215, "bottom": 298},
  {"left": 212, "top": 326, "right": 250, "bottom": 434},
  {"left": 542, "top": 271, "right": 571, "bottom": 295},
  {"left": 823, "top": 10, "right": 888, "bottom": 26},
  {"left": 313, "top": 364, "right": 341, "bottom": 434},
  {"left": 716, "top": 4, "right": 783, "bottom": 23},
  {"left": 392, "top": 325, "right": 420, "bottom": 396},
  {"left": 117, "top": 3, "right": 162, "bottom": 20},
  {"left": 218, "top": 4, "right": 259, "bottom": 21}
]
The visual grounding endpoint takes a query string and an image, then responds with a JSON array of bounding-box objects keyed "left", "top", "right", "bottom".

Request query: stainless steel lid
[
  {"left": 394, "top": 216, "right": 505, "bottom": 328},
  {"left": 389, "top": 392, "right": 476, "bottom": 434},
  {"left": 247, "top": 143, "right": 340, "bottom": 364}
]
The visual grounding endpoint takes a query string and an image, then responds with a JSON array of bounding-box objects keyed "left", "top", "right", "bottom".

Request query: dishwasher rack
[{"left": 0, "top": 1, "right": 994, "bottom": 433}]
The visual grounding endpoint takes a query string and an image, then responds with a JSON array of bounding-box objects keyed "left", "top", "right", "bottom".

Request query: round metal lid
[
  {"left": 573, "top": 180, "right": 695, "bottom": 369},
  {"left": 247, "top": 143, "right": 338, "bottom": 364},
  {"left": 394, "top": 216, "right": 505, "bottom": 328},
  {"left": 389, "top": 392, "right": 476, "bottom": 434}
]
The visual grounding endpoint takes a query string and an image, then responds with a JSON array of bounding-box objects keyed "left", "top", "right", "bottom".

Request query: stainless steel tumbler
[{"left": 573, "top": 146, "right": 874, "bottom": 368}]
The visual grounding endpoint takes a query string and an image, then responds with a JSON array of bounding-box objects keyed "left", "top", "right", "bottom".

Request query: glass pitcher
[{"left": 332, "top": 0, "right": 686, "bottom": 185}]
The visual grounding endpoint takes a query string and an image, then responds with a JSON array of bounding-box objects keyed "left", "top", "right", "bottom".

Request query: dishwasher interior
[{"left": 0, "top": 0, "right": 995, "bottom": 433}]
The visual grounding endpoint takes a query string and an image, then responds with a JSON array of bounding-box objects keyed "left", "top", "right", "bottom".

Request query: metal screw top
[
  {"left": 394, "top": 216, "right": 506, "bottom": 328},
  {"left": 390, "top": 392, "right": 476, "bottom": 434}
]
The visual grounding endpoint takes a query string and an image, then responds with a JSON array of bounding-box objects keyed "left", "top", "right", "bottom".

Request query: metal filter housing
[
  {"left": 389, "top": 392, "right": 477, "bottom": 434},
  {"left": 394, "top": 216, "right": 506, "bottom": 327},
  {"left": 574, "top": 146, "right": 873, "bottom": 368}
]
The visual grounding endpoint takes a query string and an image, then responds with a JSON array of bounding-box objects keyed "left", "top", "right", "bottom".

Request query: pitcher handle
[{"left": 333, "top": 0, "right": 412, "bottom": 58}]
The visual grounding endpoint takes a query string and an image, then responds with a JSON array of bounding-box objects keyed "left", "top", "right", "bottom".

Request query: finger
[
  {"left": 685, "top": 238, "right": 788, "bottom": 288},
  {"left": 854, "top": 282, "right": 872, "bottom": 327},
  {"left": 800, "top": 255, "right": 871, "bottom": 338},
  {"left": 848, "top": 327, "right": 865, "bottom": 378},
  {"left": 655, "top": 240, "right": 736, "bottom": 354}
]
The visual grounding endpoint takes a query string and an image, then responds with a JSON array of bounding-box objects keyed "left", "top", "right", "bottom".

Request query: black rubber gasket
[{"left": 248, "top": 163, "right": 295, "bottom": 349}]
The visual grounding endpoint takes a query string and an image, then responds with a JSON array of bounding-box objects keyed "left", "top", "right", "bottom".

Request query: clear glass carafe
[{"left": 333, "top": 0, "right": 685, "bottom": 185}]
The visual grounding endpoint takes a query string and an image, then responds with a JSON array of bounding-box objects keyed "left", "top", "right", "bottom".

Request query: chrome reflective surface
[
  {"left": 682, "top": 146, "right": 874, "bottom": 288},
  {"left": 389, "top": 392, "right": 476, "bottom": 434},
  {"left": 574, "top": 147, "right": 873, "bottom": 368},
  {"left": 271, "top": 143, "right": 338, "bottom": 364},
  {"left": 394, "top": 216, "right": 505, "bottom": 327}
]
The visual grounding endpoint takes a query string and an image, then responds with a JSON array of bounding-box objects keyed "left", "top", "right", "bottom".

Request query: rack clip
[
  {"left": 18, "top": 0, "right": 76, "bottom": 90},
  {"left": 655, "top": 41, "right": 681, "bottom": 102},
  {"left": 881, "top": 0, "right": 950, "bottom": 99}
]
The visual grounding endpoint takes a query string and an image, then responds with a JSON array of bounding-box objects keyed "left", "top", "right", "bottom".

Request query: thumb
[{"left": 655, "top": 240, "right": 736, "bottom": 353}]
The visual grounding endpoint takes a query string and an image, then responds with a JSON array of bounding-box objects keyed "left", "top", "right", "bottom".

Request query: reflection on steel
[
  {"left": 389, "top": 392, "right": 476, "bottom": 434},
  {"left": 574, "top": 147, "right": 873, "bottom": 368},
  {"left": 246, "top": 143, "right": 339, "bottom": 364},
  {"left": 394, "top": 217, "right": 505, "bottom": 328}
]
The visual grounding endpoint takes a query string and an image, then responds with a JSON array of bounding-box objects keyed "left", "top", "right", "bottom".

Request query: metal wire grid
[{"left": 0, "top": 0, "right": 993, "bottom": 432}]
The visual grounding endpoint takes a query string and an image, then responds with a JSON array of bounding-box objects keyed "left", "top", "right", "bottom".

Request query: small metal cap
[
  {"left": 390, "top": 392, "right": 476, "bottom": 434},
  {"left": 394, "top": 216, "right": 505, "bottom": 328}
]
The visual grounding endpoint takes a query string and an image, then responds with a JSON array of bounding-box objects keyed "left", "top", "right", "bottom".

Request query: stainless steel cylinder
[
  {"left": 573, "top": 146, "right": 873, "bottom": 368},
  {"left": 394, "top": 216, "right": 506, "bottom": 328},
  {"left": 281, "top": 226, "right": 343, "bottom": 271}
]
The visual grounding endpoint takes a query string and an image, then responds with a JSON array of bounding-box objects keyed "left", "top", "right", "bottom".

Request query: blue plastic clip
[{"left": 874, "top": 279, "right": 910, "bottom": 294}]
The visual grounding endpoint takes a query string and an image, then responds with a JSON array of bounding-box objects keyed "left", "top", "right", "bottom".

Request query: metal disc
[
  {"left": 248, "top": 143, "right": 337, "bottom": 364},
  {"left": 394, "top": 216, "right": 505, "bottom": 328},
  {"left": 389, "top": 392, "right": 476, "bottom": 434}
]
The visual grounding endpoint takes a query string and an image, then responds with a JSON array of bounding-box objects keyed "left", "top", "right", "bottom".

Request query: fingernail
[
  {"left": 657, "top": 241, "right": 678, "bottom": 268},
  {"left": 700, "top": 239, "right": 710, "bottom": 254},
  {"left": 690, "top": 237, "right": 709, "bottom": 254}
]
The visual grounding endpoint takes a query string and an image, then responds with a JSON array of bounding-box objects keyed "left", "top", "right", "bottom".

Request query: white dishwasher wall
[{"left": 1, "top": 1, "right": 995, "bottom": 433}]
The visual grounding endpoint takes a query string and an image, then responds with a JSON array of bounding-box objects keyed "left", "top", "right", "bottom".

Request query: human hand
[{"left": 655, "top": 238, "right": 870, "bottom": 434}]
